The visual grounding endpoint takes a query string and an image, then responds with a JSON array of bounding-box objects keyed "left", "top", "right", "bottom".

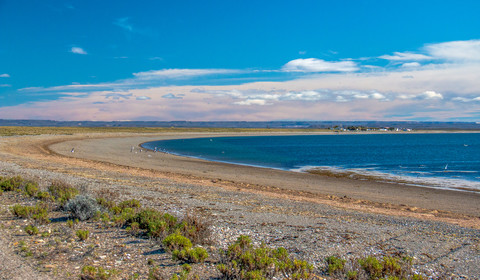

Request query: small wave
[{"left": 297, "top": 165, "right": 480, "bottom": 193}]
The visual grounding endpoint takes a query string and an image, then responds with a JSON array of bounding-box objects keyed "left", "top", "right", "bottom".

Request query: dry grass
[{"left": 0, "top": 126, "right": 329, "bottom": 136}]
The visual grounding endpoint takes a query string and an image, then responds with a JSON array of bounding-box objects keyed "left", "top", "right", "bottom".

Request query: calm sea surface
[{"left": 142, "top": 133, "right": 480, "bottom": 192}]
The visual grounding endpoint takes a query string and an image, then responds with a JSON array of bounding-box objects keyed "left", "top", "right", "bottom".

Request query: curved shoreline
[
  {"left": 48, "top": 133, "right": 480, "bottom": 220},
  {"left": 140, "top": 135, "right": 480, "bottom": 194},
  {"left": 1, "top": 132, "right": 479, "bottom": 227}
]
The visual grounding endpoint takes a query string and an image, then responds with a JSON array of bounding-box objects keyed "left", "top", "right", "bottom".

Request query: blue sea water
[{"left": 142, "top": 133, "right": 480, "bottom": 192}]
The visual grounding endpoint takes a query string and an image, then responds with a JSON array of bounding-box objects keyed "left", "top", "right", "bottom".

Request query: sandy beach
[
  {"left": 1, "top": 131, "right": 479, "bottom": 279},
  {"left": 49, "top": 132, "right": 480, "bottom": 219}
]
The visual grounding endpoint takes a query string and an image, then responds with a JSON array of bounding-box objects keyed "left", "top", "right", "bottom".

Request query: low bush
[
  {"left": 24, "top": 225, "right": 39, "bottom": 235},
  {"left": 48, "top": 181, "right": 78, "bottom": 204},
  {"left": 64, "top": 195, "right": 100, "bottom": 221},
  {"left": 176, "top": 214, "right": 211, "bottom": 245},
  {"left": 217, "top": 235, "right": 313, "bottom": 280},
  {"left": 172, "top": 246, "right": 209, "bottom": 263},
  {"left": 81, "top": 265, "right": 116, "bottom": 280},
  {"left": 163, "top": 233, "right": 192, "bottom": 252},
  {"left": 345, "top": 255, "right": 423, "bottom": 280},
  {"left": 11, "top": 203, "right": 50, "bottom": 224},
  {"left": 118, "top": 199, "right": 141, "bottom": 210},
  {"left": 76, "top": 229, "right": 90, "bottom": 241},
  {"left": 326, "top": 256, "right": 346, "bottom": 275},
  {"left": 0, "top": 176, "right": 24, "bottom": 192},
  {"left": 23, "top": 181, "right": 39, "bottom": 197},
  {"left": 96, "top": 197, "right": 116, "bottom": 211},
  {"left": 67, "top": 219, "right": 79, "bottom": 228},
  {"left": 36, "top": 191, "right": 54, "bottom": 202}
]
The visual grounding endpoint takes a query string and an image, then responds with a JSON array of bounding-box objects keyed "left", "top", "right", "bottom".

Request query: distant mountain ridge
[{"left": 1, "top": 119, "right": 480, "bottom": 130}]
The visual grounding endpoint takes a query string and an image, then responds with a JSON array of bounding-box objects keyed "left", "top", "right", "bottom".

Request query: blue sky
[{"left": 1, "top": 0, "right": 480, "bottom": 121}]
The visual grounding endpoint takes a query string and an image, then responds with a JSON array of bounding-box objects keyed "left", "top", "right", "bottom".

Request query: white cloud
[
  {"left": 420, "top": 91, "right": 443, "bottom": 100},
  {"left": 280, "top": 90, "right": 326, "bottom": 101},
  {"left": 136, "top": 96, "right": 151, "bottom": 100},
  {"left": 452, "top": 96, "right": 480, "bottom": 102},
  {"left": 379, "top": 52, "right": 432, "bottom": 61},
  {"left": 70, "top": 47, "right": 87, "bottom": 55},
  {"left": 370, "top": 92, "right": 386, "bottom": 100},
  {"left": 162, "top": 93, "right": 183, "bottom": 99},
  {"left": 397, "top": 91, "right": 443, "bottom": 100},
  {"left": 0, "top": 73, "right": 10, "bottom": 78},
  {"left": 401, "top": 62, "right": 421, "bottom": 68},
  {"left": 133, "top": 69, "right": 238, "bottom": 80},
  {"left": 424, "top": 40, "right": 480, "bottom": 62},
  {"left": 282, "top": 58, "right": 358, "bottom": 72},
  {"left": 234, "top": 99, "right": 271, "bottom": 106},
  {"left": 335, "top": 96, "right": 348, "bottom": 102}
]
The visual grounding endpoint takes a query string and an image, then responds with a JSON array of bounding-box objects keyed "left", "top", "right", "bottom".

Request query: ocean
[{"left": 141, "top": 133, "right": 480, "bottom": 193}]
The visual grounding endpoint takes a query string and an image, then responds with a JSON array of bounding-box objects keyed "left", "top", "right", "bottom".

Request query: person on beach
[{"left": 71, "top": 148, "right": 75, "bottom": 153}]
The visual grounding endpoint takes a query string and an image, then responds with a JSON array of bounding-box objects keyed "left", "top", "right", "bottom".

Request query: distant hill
[{"left": 1, "top": 119, "right": 480, "bottom": 130}]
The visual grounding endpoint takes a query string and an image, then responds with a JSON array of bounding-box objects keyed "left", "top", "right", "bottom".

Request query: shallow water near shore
[{"left": 142, "top": 133, "right": 480, "bottom": 192}]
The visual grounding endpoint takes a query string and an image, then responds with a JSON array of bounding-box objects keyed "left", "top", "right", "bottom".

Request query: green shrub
[
  {"left": 359, "top": 256, "right": 383, "bottom": 279},
  {"left": 163, "top": 233, "right": 192, "bottom": 252},
  {"left": 113, "top": 207, "right": 137, "bottom": 228},
  {"left": 176, "top": 214, "right": 211, "bottom": 245},
  {"left": 326, "top": 256, "right": 346, "bottom": 275},
  {"left": 172, "top": 246, "right": 209, "bottom": 263},
  {"left": 126, "top": 221, "right": 140, "bottom": 234},
  {"left": 0, "top": 176, "right": 24, "bottom": 192},
  {"left": 347, "top": 270, "right": 358, "bottom": 280},
  {"left": 169, "top": 264, "right": 192, "bottom": 280},
  {"left": 64, "top": 195, "right": 100, "bottom": 221},
  {"left": 81, "top": 265, "right": 116, "bottom": 280},
  {"left": 217, "top": 235, "right": 313, "bottom": 280},
  {"left": 48, "top": 181, "right": 78, "bottom": 204},
  {"left": 132, "top": 208, "right": 177, "bottom": 238},
  {"left": 24, "top": 225, "right": 39, "bottom": 235},
  {"left": 118, "top": 199, "right": 141, "bottom": 210},
  {"left": 23, "top": 181, "right": 39, "bottom": 197},
  {"left": 67, "top": 219, "right": 79, "bottom": 228},
  {"left": 11, "top": 203, "right": 50, "bottom": 224},
  {"left": 76, "top": 229, "right": 90, "bottom": 241},
  {"left": 36, "top": 191, "right": 54, "bottom": 201},
  {"left": 96, "top": 197, "right": 116, "bottom": 210}
]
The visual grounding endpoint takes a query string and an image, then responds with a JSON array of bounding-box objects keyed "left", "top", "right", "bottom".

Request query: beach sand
[
  {"left": 2, "top": 131, "right": 478, "bottom": 224},
  {"left": 1, "top": 132, "right": 479, "bottom": 278}
]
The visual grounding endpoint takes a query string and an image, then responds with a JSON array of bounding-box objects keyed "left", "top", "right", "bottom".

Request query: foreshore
[
  {"left": 51, "top": 132, "right": 480, "bottom": 220},
  {"left": 1, "top": 131, "right": 479, "bottom": 278}
]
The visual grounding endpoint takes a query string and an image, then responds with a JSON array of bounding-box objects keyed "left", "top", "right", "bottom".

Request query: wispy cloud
[
  {"left": 282, "top": 58, "right": 358, "bottom": 72},
  {"left": 0, "top": 74, "right": 10, "bottom": 78},
  {"left": 424, "top": 40, "right": 480, "bottom": 62},
  {"left": 114, "top": 17, "right": 133, "bottom": 32},
  {"left": 136, "top": 96, "right": 151, "bottom": 100},
  {"left": 234, "top": 99, "right": 271, "bottom": 106},
  {"left": 5, "top": 39, "right": 480, "bottom": 121},
  {"left": 379, "top": 40, "right": 480, "bottom": 64},
  {"left": 132, "top": 69, "right": 240, "bottom": 80},
  {"left": 162, "top": 93, "right": 183, "bottom": 99},
  {"left": 70, "top": 47, "right": 87, "bottom": 55},
  {"left": 379, "top": 52, "right": 432, "bottom": 61}
]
